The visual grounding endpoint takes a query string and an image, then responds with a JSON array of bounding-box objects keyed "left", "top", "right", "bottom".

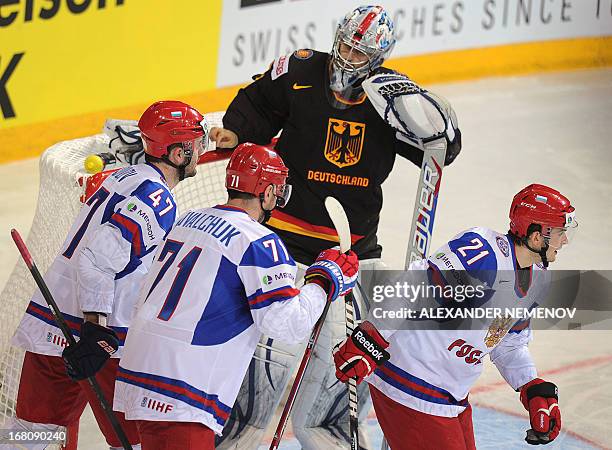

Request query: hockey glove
[
  {"left": 520, "top": 378, "right": 561, "bottom": 445},
  {"left": 333, "top": 321, "right": 390, "bottom": 384},
  {"left": 62, "top": 321, "right": 119, "bottom": 381},
  {"left": 304, "top": 248, "right": 359, "bottom": 302}
]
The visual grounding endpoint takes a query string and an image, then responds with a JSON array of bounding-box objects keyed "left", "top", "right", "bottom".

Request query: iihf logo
[
  {"left": 262, "top": 275, "right": 273, "bottom": 286},
  {"left": 142, "top": 396, "right": 174, "bottom": 413}
]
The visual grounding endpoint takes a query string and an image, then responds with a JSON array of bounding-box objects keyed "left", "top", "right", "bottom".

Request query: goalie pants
[
  {"left": 136, "top": 420, "right": 215, "bottom": 450},
  {"left": 370, "top": 385, "right": 476, "bottom": 450},
  {"left": 15, "top": 351, "right": 140, "bottom": 449}
]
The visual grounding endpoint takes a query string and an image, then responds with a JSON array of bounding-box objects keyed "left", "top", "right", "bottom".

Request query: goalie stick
[
  {"left": 404, "top": 137, "right": 447, "bottom": 268},
  {"left": 269, "top": 197, "right": 356, "bottom": 450},
  {"left": 380, "top": 137, "right": 447, "bottom": 450},
  {"left": 10, "top": 229, "right": 133, "bottom": 450},
  {"left": 362, "top": 75, "right": 449, "bottom": 450}
]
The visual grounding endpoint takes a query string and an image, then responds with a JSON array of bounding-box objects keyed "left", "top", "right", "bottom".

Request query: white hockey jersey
[
  {"left": 368, "top": 227, "right": 545, "bottom": 417},
  {"left": 12, "top": 163, "right": 176, "bottom": 357},
  {"left": 113, "top": 205, "right": 327, "bottom": 435}
]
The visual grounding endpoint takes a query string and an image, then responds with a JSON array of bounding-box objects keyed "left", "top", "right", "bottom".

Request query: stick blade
[{"left": 324, "top": 197, "right": 351, "bottom": 253}]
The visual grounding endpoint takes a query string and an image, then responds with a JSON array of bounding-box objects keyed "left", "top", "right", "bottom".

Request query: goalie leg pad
[
  {"left": 290, "top": 299, "right": 373, "bottom": 450},
  {"left": 291, "top": 259, "right": 386, "bottom": 450},
  {"left": 216, "top": 265, "right": 309, "bottom": 450},
  {"left": 215, "top": 336, "right": 304, "bottom": 450}
]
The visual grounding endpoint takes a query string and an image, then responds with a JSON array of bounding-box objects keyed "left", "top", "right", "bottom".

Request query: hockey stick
[
  {"left": 327, "top": 198, "right": 360, "bottom": 450},
  {"left": 380, "top": 138, "right": 447, "bottom": 450},
  {"left": 269, "top": 196, "right": 354, "bottom": 450},
  {"left": 404, "top": 137, "right": 447, "bottom": 268},
  {"left": 11, "top": 229, "right": 133, "bottom": 450}
]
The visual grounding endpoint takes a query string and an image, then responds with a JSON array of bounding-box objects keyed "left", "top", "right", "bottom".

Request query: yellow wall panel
[{"left": 0, "top": 1, "right": 222, "bottom": 129}]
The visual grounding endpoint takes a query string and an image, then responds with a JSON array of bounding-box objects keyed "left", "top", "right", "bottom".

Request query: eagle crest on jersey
[
  {"left": 324, "top": 119, "right": 366, "bottom": 168},
  {"left": 484, "top": 316, "right": 514, "bottom": 348}
]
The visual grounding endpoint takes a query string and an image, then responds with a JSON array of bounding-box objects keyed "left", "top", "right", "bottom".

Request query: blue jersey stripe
[
  {"left": 116, "top": 366, "right": 231, "bottom": 425},
  {"left": 25, "top": 301, "right": 127, "bottom": 345},
  {"left": 374, "top": 361, "right": 468, "bottom": 406}
]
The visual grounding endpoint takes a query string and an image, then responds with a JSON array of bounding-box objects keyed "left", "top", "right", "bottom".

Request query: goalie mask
[{"left": 328, "top": 5, "right": 395, "bottom": 107}]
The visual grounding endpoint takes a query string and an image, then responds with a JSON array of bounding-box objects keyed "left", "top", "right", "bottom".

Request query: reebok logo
[
  {"left": 97, "top": 340, "right": 116, "bottom": 356},
  {"left": 292, "top": 83, "right": 312, "bottom": 90},
  {"left": 354, "top": 330, "right": 385, "bottom": 362}
]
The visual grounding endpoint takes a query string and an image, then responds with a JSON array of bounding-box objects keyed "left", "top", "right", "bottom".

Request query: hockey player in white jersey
[
  {"left": 6, "top": 100, "right": 208, "bottom": 449},
  {"left": 333, "top": 184, "right": 576, "bottom": 449},
  {"left": 113, "top": 142, "right": 359, "bottom": 450}
]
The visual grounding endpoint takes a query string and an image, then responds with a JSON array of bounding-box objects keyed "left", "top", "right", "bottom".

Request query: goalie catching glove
[
  {"left": 363, "top": 73, "right": 461, "bottom": 165},
  {"left": 520, "top": 378, "right": 562, "bottom": 445},
  {"left": 62, "top": 321, "right": 119, "bottom": 380},
  {"left": 333, "top": 321, "right": 390, "bottom": 384},
  {"left": 304, "top": 248, "right": 359, "bottom": 302}
]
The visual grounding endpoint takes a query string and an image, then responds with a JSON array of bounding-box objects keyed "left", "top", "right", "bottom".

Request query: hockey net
[{"left": 0, "top": 111, "right": 230, "bottom": 425}]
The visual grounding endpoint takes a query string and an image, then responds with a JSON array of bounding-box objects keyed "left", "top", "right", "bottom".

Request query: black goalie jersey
[{"left": 223, "top": 49, "right": 426, "bottom": 265}]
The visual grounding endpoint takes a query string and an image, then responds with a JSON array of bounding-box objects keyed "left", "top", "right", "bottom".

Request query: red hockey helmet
[
  {"left": 139, "top": 101, "right": 208, "bottom": 159},
  {"left": 226, "top": 143, "right": 291, "bottom": 207},
  {"left": 509, "top": 184, "right": 576, "bottom": 241}
]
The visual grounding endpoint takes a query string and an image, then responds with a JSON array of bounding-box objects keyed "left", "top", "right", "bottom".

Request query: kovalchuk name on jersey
[{"left": 114, "top": 205, "right": 329, "bottom": 435}]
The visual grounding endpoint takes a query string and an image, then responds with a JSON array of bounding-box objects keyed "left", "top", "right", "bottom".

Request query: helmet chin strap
[
  {"left": 525, "top": 240, "right": 550, "bottom": 268},
  {"left": 258, "top": 193, "right": 273, "bottom": 224},
  {"left": 163, "top": 147, "right": 192, "bottom": 181}
]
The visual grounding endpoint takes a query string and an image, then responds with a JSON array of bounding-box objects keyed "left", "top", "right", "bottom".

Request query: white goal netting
[{"left": 0, "top": 111, "right": 229, "bottom": 425}]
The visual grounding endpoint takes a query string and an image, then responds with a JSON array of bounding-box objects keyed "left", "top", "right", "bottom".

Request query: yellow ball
[{"left": 84, "top": 154, "right": 105, "bottom": 174}]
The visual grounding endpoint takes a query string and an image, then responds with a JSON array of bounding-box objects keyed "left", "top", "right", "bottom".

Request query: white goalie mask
[{"left": 329, "top": 5, "right": 396, "bottom": 105}]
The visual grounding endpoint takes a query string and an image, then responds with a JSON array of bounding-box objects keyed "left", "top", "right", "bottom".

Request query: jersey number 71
[{"left": 145, "top": 239, "right": 202, "bottom": 321}]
